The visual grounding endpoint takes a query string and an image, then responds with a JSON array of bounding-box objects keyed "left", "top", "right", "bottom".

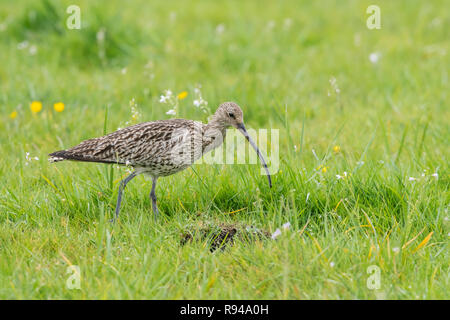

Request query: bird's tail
[{"left": 48, "top": 150, "right": 68, "bottom": 163}]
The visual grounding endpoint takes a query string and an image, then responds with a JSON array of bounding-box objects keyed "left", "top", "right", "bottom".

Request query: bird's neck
[
  {"left": 204, "top": 118, "right": 228, "bottom": 138},
  {"left": 202, "top": 118, "right": 229, "bottom": 154}
]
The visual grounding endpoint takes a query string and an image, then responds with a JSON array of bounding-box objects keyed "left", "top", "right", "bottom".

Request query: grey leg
[
  {"left": 112, "top": 171, "right": 137, "bottom": 222},
  {"left": 150, "top": 177, "right": 159, "bottom": 219}
]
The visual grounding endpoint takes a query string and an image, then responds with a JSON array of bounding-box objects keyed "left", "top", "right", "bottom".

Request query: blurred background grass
[{"left": 0, "top": 0, "right": 448, "bottom": 299}]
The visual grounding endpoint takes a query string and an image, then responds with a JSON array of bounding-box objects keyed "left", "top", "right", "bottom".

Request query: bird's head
[
  {"left": 211, "top": 102, "right": 272, "bottom": 188},
  {"left": 214, "top": 101, "right": 244, "bottom": 129}
]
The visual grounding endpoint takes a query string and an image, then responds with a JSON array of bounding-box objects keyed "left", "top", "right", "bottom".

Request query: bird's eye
[{"left": 228, "top": 112, "right": 235, "bottom": 119}]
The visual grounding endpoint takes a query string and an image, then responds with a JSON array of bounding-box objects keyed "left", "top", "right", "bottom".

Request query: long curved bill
[{"left": 237, "top": 123, "right": 272, "bottom": 188}]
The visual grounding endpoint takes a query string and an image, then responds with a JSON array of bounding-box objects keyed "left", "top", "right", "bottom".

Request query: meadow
[{"left": 0, "top": 0, "right": 448, "bottom": 299}]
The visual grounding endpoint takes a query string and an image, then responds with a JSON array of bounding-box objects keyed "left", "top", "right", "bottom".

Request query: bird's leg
[
  {"left": 150, "top": 177, "right": 158, "bottom": 219},
  {"left": 112, "top": 171, "right": 137, "bottom": 222}
]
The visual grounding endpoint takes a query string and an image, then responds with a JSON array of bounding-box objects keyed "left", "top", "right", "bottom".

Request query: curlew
[{"left": 49, "top": 102, "right": 272, "bottom": 221}]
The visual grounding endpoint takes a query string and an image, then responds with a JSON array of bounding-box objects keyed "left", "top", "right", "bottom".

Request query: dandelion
[
  {"left": 317, "top": 164, "right": 328, "bottom": 173},
  {"left": 271, "top": 228, "right": 282, "bottom": 240},
  {"left": 177, "top": 91, "right": 188, "bottom": 100},
  {"left": 30, "top": 101, "right": 42, "bottom": 113},
  {"left": 53, "top": 102, "right": 64, "bottom": 112},
  {"left": 333, "top": 145, "right": 341, "bottom": 154},
  {"left": 9, "top": 111, "right": 18, "bottom": 119}
]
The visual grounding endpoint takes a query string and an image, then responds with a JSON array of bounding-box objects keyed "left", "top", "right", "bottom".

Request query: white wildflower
[
  {"left": 408, "top": 177, "right": 416, "bottom": 181},
  {"left": 329, "top": 76, "right": 340, "bottom": 94},
  {"left": 216, "top": 24, "right": 225, "bottom": 34},
  {"left": 192, "top": 85, "right": 210, "bottom": 114},
  {"left": 283, "top": 18, "right": 292, "bottom": 30},
  {"left": 17, "top": 41, "right": 29, "bottom": 50},
  {"left": 336, "top": 171, "right": 348, "bottom": 180},
  {"left": 431, "top": 173, "right": 438, "bottom": 180},
  {"left": 166, "top": 109, "right": 176, "bottom": 115},
  {"left": 392, "top": 247, "right": 400, "bottom": 253},
  {"left": 282, "top": 222, "right": 291, "bottom": 230},
  {"left": 169, "top": 12, "right": 177, "bottom": 22},
  {"left": 271, "top": 228, "right": 282, "bottom": 240},
  {"left": 369, "top": 52, "right": 381, "bottom": 64},
  {"left": 330, "top": 262, "right": 335, "bottom": 268},
  {"left": 266, "top": 20, "right": 275, "bottom": 30},
  {"left": 25, "top": 152, "right": 39, "bottom": 165},
  {"left": 29, "top": 45, "right": 37, "bottom": 55}
]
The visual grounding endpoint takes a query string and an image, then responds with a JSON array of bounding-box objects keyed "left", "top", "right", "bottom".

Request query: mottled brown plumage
[{"left": 49, "top": 102, "right": 271, "bottom": 220}]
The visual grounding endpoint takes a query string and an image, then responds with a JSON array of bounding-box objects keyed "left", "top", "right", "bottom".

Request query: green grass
[{"left": 0, "top": 0, "right": 449, "bottom": 299}]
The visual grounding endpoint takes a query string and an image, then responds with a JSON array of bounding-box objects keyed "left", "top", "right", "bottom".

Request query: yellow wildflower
[
  {"left": 333, "top": 145, "right": 341, "bottom": 154},
  {"left": 177, "top": 91, "right": 188, "bottom": 100},
  {"left": 30, "top": 101, "right": 42, "bottom": 113},
  {"left": 53, "top": 102, "right": 65, "bottom": 112},
  {"left": 317, "top": 164, "right": 328, "bottom": 173},
  {"left": 9, "top": 111, "right": 18, "bottom": 119}
]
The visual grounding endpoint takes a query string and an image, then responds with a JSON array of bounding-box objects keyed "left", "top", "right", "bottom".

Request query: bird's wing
[{"left": 49, "top": 119, "right": 203, "bottom": 166}]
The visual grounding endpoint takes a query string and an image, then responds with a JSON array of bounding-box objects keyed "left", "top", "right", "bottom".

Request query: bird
[{"left": 49, "top": 102, "right": 272, "bottom": 221}]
